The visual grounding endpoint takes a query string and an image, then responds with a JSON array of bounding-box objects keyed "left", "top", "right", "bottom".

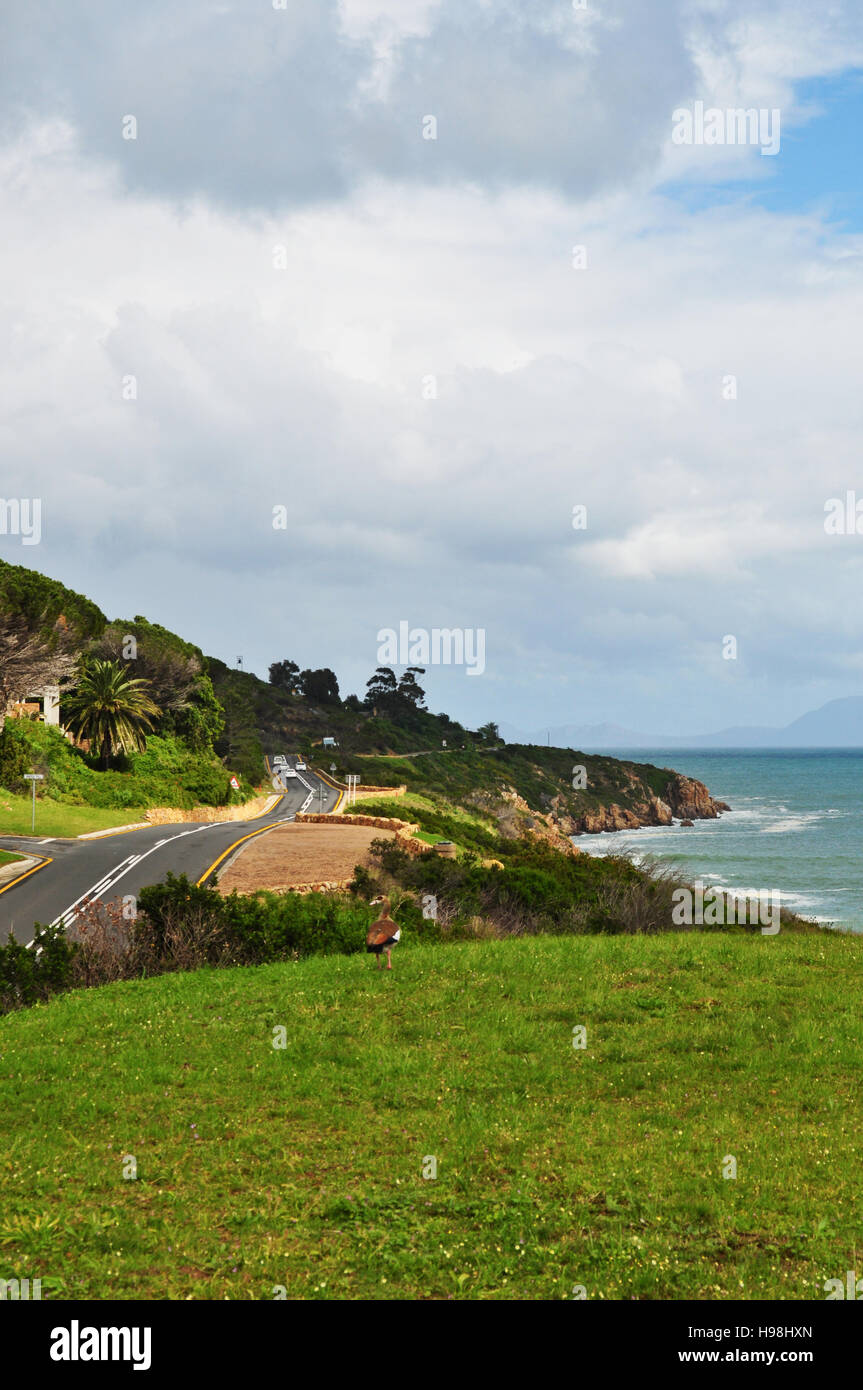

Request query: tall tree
[
  {"left": 63, "top": 659, "right": 161, "bottom": 769},
  {"left": 397, "top": 666, "right": 427, "bottom": 710},
  {"left": 364, "top": 666, "right": 399, "bottom": 714},
  {"left": 91, "top": 618, "right": 224, "bottom": 752},
  {"left": 0, "top": 558, "right": 106, "bottom": 732},
  {"left": 0, "top": 615, "right": 79, "bottom": 733},
  {"left": 299, "top": 667, "right": 340, "bottom": 705},
  {"left": 269, "top": 659, "right": 301, "bottom": 690}
]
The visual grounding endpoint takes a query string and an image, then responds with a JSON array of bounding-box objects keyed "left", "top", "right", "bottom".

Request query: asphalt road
[{"left": 0, "top": 756, "right": 342, "bottom": 945}]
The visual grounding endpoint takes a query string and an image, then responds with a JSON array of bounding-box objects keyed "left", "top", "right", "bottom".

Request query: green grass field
[
  {"left": 0, "top": 850, "right": 25, "bottom": 868},
  {"left": 1, "top": 932, "right": 861, "bottom": 1301},
  {"left": 0, "top": 795, "right": 144, "bottom": 838}
]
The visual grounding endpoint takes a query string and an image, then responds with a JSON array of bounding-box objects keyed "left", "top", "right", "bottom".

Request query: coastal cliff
[
  {"left": 558, "top": 772, "right": 731, "bottom": 836},
  {"left": 336, "top": 743, "right": 731, "bottom": 848},
  {"left": 478, "top": 770, "right": 730, "bottom": 849}
]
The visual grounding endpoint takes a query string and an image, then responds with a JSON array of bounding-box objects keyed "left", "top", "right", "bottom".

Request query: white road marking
[{"left": 50, "top": 824, "right": 219, "bottom": 929}]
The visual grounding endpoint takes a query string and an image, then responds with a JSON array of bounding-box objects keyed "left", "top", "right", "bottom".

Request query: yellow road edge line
[
  {"left": 0, "top": 856, "right": 53, "bottom": 897},
  {"left": 314, "top": 767, "right": 343, "bottom": 788},
  {"left": 195, "top": 801, "right": 285, "bottom": 887},
  {"left": 248, "top": 793, "right": 284, "bottom": 820},
  {"left": 303, "top": 765, "right": 344, "bottom": 813}
]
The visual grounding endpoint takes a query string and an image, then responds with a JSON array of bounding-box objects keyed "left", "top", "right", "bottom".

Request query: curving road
[{"left": 0, "top": 756, "right": 342, "bottom": 945}]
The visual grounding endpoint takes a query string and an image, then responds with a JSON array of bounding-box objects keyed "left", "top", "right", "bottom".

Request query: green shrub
[
  {"left": 0, "top": 720, "right": 242, "bottom": 809},
  {"left": 0, "top": 926, "right": 77, "bottom": 1013},
  {"left": 0, "top": 724, "right": 32, "bottom": 793}
]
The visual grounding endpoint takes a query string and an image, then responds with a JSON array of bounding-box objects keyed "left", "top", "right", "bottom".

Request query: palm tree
[{"left": 63, "top": 659, "right": 161, "bottom": 768}]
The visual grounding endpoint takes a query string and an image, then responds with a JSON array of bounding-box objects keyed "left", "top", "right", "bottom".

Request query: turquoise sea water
[{"left": 573, "top": 750, "right": 863, "bottom": 933}]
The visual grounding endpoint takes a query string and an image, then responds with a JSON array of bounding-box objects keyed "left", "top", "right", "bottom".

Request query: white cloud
[{"left": 3, "top": 2, "right": 863, "bottom": 732}]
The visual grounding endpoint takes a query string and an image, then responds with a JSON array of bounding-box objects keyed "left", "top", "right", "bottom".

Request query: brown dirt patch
[{"left": 215, "top": 821, "right": 395, "bottom": 895}]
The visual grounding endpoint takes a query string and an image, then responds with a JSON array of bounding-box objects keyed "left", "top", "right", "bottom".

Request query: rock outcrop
[
  {"left": 664, "top": 773, "right": 730, "bottom": 822},
  {"left": 555, "top": 772, "right": 729, "bottom": 837},
  {"left": 489, "top": 789, "right": 581, "bottom": 855}
]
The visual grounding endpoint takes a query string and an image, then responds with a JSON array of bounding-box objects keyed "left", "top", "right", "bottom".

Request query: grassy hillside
[
  {"left": 1, "top": 932, "right": 860, "bottom": 1300},
  {"left": 207, "top": 659, "right": 471, "bottom": 781},
  {"left": 340, "top": 745, "right": 677, "bottom": 829},
  {"left": 207, "top": 659, "right": 710, "bottom": 838},
  {"left": 0, "top": 719, "right": 251, "bottom": 815}
]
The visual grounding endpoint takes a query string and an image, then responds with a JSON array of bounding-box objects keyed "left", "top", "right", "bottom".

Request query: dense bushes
[
  {"left": 0, "top": 720, "right": 243, "bottom": 807},
  {"left": 0, "top": 557, "right": 106, "bottom": 644},
  {"left": 137, "top": 875, "right": 412, "bottom": 963},
  {"left": 358, "top": 834, "right": 694, "bottom": 937},
  {"left": 0, "top": 724, "right": 32, "bottom": 792},
  {"left": 0, "top": 925, "right": 76, "bottom": 1012},
  {"left": 0, "top": 874, "right": 437, "bottom": 1015}
]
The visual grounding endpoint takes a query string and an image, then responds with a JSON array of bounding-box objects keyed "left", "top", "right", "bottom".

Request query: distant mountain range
[{"left": 500, "top": 697, "right": 863, "bottom": 751}]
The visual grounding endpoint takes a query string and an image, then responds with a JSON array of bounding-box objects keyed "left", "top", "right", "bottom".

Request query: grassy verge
[
  {"left": 1, "top": 932, "right": 860, "bottom": 1300},
  {"left": 0, "top": 796, "right": 145, "bottom": 838},
  {"left": 0, "top": 850, "right": 25, "bottom": 867}
]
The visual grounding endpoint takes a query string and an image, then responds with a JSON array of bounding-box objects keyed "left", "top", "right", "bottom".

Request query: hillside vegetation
[
  {"left": 0, "top": 720, "right": 249, "bottom": 813},
  {"left": 207, "top": 658, "right": 472, "bottom": 782},
  {"left": 2, "top": 559, "right": 726, "bottom": 843},
  {"left": 1, "top": 932, "right": 860, "bottom": 1300},
  {"left": 0, "top": 562, "right": 247, "bottom": 819}
]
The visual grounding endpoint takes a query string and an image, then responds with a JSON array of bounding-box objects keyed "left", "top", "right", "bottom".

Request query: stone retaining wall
[
  {"left": 145, "top": 795, "right": 278, "bottom": 825},
  {"left": 294, "top": 812, "right": 428, "bottom": 855}
]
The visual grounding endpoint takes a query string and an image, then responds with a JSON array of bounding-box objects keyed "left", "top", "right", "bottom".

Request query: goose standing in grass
[{"left": 366, "top": 895, "right": 401, "bottom": 971}]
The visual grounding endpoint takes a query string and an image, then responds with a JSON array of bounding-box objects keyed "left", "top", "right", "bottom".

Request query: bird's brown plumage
[{"left": 366, "top": 896, "right": 399, "bottom": 947}]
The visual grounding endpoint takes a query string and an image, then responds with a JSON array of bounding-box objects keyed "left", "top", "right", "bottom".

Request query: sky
[{"left": 2, "top": 0, "right": 863, "bottom": 737}]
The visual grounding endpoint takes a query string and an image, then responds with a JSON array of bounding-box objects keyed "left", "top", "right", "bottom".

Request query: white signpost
[
  {"left": 345, "top": 774, "right": 361, "bottom": 807},
  {"left": 23, "top": 772, "right": 45, "bottom": 833}
]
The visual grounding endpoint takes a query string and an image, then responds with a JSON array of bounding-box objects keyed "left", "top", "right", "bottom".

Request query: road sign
[
  {"left": 230, "top": 775, "right": 240, "bottom": 790},
  {"left": 24, "top": 772, "right": 45, "bottom": 833}
]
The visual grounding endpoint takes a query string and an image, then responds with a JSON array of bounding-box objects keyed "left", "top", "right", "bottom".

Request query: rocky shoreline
[
  {"left": 559, "top": 773, "right": 731, "bottom": 837},
  {"left": 483, "top": 770, "right": 730, "bottom": 856}
]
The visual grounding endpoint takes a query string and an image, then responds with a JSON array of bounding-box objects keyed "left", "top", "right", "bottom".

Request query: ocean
[{"left": 573, "top": 749, "right": 863, "bottom": 934}]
